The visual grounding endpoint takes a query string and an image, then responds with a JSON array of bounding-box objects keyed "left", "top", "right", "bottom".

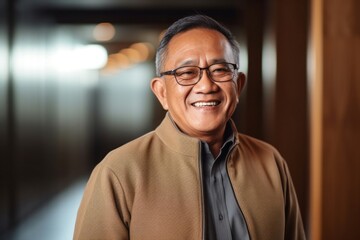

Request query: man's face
[{"left": 151, "top": 28, "right": 245, "bottom": 141}]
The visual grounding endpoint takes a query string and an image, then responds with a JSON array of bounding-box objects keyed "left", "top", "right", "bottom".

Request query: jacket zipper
[
  {"left": 225, "top": 143, "right": 252, "bottom": 240},
  {"left": 198, "top": 142, "right": 205, "bottom": 240}
]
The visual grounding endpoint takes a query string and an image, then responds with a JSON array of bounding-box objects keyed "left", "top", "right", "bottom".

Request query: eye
[
  {"left": 214, "top": 67, "right": 229, "bottom": 72},
  {"left": 175, "top": 67, "right": 198, "bottom": 79},
  {"left": 211, "top": 65, "right": 231, "bottom": 75}
]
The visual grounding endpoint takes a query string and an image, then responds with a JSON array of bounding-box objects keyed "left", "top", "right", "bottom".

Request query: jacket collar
[
  {"left": 155, "top": 113, "right": 199, "bottom": 157},
  {"left": 155, "top": 112, "right": 240, "bottom": 157}
]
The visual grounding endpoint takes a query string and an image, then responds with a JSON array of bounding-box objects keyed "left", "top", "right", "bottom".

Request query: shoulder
[
  {"left": 98, "top": 130, "right": 162, "bottom": 173},
  {"left": 235, "top": 133, "right": 287, "bottom": 172},
  {"left": 237, "top": 133, "right": 281, "bottom": 156},
  {"left": 234, "top": 134, "right": 293, "bottom": 192}
]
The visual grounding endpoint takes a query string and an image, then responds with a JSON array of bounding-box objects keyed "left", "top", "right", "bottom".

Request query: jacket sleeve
[
  {"left": 281, "top": 159, "right": 307, "bottom": 240},
  {"left": 73, "top": 163, "right": 130, "bottom": 240}
]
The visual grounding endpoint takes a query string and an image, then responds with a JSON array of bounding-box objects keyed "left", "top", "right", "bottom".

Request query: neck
[
  {"left": 206, "top": 141, "right": 223, "bottom": 157},
  {"left": 198, "top": 128, "right": 226, "bottom": 157},
  {"left": 167, "top": 114, "right": 227, "bottom": 156}
]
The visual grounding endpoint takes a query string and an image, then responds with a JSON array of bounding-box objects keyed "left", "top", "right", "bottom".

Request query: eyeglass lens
[{"left": 175, "top": 63, "right": 236, "bottom": 85}]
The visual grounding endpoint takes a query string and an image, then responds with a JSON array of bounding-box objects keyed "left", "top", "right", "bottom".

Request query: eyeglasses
[{"left": 159, "top": 62, "right": 238, "bottom": 86}]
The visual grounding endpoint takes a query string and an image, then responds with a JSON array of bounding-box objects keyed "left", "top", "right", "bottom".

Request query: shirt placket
[{"left": 210, "top": 154, "right": 232, "bottom": 240}]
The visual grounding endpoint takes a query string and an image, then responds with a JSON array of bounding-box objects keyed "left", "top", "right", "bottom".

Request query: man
[{"left": 74, "top": 15, "right": 305, "bottom": 240}]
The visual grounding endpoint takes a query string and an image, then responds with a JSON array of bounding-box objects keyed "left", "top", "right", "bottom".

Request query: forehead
[{"left": 165, "top": 28, "right": 234, "bottom": 66}]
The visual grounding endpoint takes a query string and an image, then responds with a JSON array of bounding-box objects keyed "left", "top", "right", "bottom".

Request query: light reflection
[
  {"left": 120, "top": 48, "right": 142, "bottom": 63},
  {"left": 262, "top": 31, "right": 276, "bottom": 90},
  {"left": 52, "top": 44, "right": 108, "bottom": 70},
  {"left": 93, "top": 23, "right": 116, "bottom": 42},
  {"left": 102, "top": 42, "right": 155, "bottom": 74},
  {"left": 239, "top": 44, "right": 248, "bottom": 76},
  {"left": 130, "top": 42, "right": 155, "bottom": 62},
  {"left": 74, "top": 45, "right": 108, "bottom": 70},
  {"left": 107, "top": 53, "right": 130, "bottom": 70}
]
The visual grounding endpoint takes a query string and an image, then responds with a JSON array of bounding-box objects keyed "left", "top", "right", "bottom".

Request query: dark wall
[{"left": 0, "top": 0, "right": 11, "bottom": 233}]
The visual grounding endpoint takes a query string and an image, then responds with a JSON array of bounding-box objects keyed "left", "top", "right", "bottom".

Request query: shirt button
[{"left": 219, "top": 214, "right": 224, "bottom": 221}]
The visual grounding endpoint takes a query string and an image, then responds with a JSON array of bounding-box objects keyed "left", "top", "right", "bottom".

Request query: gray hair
[{"left": 155, "top": 15, "right": 240, "bottom": 76}]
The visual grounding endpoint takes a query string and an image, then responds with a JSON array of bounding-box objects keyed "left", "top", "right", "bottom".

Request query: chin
[
  {"left": 191, "top": 123, "right": 221, "bottom": 134},
  {"left": 193, "top": 116, "right": 224, "bottom": 127}
]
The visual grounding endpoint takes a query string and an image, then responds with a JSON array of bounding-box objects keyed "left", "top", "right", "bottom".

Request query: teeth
[{"left": 193, "top": 101, "right": 219, "bottom": 107}]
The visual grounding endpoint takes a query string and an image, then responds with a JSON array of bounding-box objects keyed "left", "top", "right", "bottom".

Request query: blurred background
[{"left": 0, "top": 0, "right": 359, "bottom": 239}]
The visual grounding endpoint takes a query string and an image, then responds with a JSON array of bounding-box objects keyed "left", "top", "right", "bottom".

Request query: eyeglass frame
[{"left": 159, "top": 62, "right": 238, "bottom": 86}]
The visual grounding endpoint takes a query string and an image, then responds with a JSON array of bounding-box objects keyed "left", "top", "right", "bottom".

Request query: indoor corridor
[
  {"left": 1, "top": 0, "right": 359, "bottom": 239},
  {"left": 1, "top": 180, "right": 86, "bottom": 240}
]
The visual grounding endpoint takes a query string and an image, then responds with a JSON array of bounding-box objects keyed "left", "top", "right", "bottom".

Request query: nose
[{"left": 193, "top": 69, "right": 219, "bottom": 93}]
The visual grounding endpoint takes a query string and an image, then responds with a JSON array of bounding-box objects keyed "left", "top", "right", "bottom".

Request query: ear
[
  {"left": 151, "top": 77, "right": 169, "bottom": 110},
  {"left": 235, "top": 72, "right": 246, "bottom": 102}
]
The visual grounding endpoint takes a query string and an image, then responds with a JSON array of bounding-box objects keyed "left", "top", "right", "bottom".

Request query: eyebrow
[
  {"left": 210, "top": 58, "right": 228, "bottom": 64},
  {"left": 177, "top": 59, "right": 197, "bottom": 67},
  {"left": 177, "top": 58, "right": 228, "bottom": 67}
]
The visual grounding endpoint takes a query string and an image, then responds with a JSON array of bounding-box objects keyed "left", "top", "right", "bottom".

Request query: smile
[{"left": 192, "top": 101, "right": 220, "bottom": 107}]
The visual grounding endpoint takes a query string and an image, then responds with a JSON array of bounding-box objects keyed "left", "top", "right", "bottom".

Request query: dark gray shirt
[{"left": 201, "top": 125, "right": 250, "bottom": 240}]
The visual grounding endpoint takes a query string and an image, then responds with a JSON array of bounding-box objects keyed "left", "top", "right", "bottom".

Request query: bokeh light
[{"left": 93, "top": 23, "right": 116, "bottom": 42}]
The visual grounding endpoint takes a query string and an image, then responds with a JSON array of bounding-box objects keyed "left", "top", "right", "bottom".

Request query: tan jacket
[{"left": 74, "top": 114, "right": 305, "bottom": 240}]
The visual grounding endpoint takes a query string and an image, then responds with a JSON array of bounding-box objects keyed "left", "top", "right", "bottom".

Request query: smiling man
[
  {"left": 74, "top": 15, "right": 306, "bottom": 240},
  {"left": 151, "top": 27, "right": 243, "bottom": 158}
]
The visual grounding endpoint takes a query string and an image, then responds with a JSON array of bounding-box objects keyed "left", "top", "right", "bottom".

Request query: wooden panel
[
  {"left": 272, "top": 0, "right": 310, "bottom": 232},
  {"left": 310, "top": 0, "right": 360, "bottom": 239},
  {"left": 322, "top": 33, "right": 360, "bottom": 240},
  {"left": 242, "top": 0, "right": 265, "bottom": 139},
  {"left": 309, "top": 0, "right": 323, "bottom": 238}
]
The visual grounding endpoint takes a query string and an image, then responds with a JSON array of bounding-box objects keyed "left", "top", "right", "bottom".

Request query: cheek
[
  {"left": 167, "top": 85, "right": 192, "bottom": 104},
  {"left": 226, "top": 85, "right": 239, "bottom": 99},
  {"left": 226, "top": 86, "right": 240, "bottom": 110}
]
